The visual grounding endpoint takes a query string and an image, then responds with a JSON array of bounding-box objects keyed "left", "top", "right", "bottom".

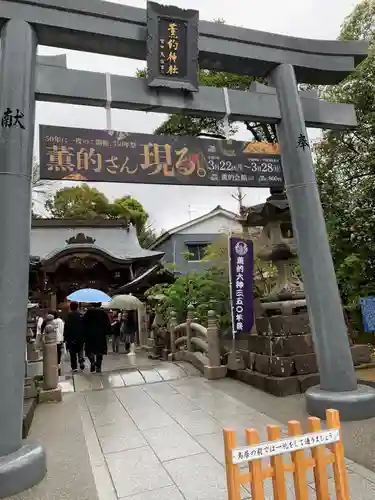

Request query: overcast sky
[{"left": 35, "top": 0, "right": 360, "bottom": 231}]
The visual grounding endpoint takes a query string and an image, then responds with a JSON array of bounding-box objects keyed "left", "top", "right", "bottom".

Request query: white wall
[{"left": 180, "top": 214, "right": 242, "bottom": 235}]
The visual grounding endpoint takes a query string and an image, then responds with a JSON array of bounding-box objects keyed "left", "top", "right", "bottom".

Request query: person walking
[
  {"left": 83, "top": 302, "right": 111, "bottom": 373},
  {"left": 52, "top": 310, "right": 64, "bottom": 374},
  {"left": 121, "top": 310, "right": 137, "bottom": 354},
  {"left": 64, "top": 301, "right": 85, "bottom": 372},
  {"left": 111, "top": 311, "right": 122, "bottom": 354}
]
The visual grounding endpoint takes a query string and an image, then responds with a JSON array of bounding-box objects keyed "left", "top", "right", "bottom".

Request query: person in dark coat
[
  {"left": 111, "top": 311, "right": 122, "bottom": 353},
  {"left": 83, "top": 302, "right": 111, "bottom": 373},
  {"left": 120, "top": 310, "right": 137, "bottom": 353},
  {"left": 64, "top": 301, "right": 85, "bottom": 372}
]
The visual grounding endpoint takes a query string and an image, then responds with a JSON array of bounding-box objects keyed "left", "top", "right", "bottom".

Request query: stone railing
[{"left": 168, "top": 305, "right": 227, "bottom": 380}]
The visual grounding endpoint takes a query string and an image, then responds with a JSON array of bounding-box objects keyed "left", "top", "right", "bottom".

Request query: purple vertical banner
[{"left": 228, "top": 236, "right": 254, "bottom": 335}]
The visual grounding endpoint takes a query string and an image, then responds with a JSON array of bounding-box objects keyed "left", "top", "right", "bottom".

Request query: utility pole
[
  {"left": 187, "top": 204, "right": 193, "bottom": 221},
  {"left": 232, "top": 187, "right": 246, "bottom": 213},
  {"left": 187, "top": 204, "right": 199, "bottom": 221}
]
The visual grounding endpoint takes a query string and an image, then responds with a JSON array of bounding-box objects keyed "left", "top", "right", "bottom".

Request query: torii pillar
[
  {"left": 0, "top": 20, "right": 46, "bottom": 498},
  {"left": 269, "top": 63, "right": 375, "bottom": 421}
]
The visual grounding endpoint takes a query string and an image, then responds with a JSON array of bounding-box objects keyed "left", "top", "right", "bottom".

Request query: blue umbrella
[{"left": 67, "top": 288, "right": 112, "bottom": 303}]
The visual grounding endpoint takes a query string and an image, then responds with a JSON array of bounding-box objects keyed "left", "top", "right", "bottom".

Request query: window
[{"left": 186, "top": 243, "right": 207, "bottom": 261}]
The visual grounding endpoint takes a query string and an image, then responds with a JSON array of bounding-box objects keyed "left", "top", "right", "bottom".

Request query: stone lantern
[{"left": 238, "top": 188, "right": 370, "bottom": 397}]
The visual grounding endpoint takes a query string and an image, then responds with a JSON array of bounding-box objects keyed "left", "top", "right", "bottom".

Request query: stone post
[
  {"left": 138, "top": 303, "right": 147, "bottom": 347},
  {"left": 50, "top": 292, "right": 57, "bottom": 310},
  {"left": 0, "top": 19, "right": 46, "bottom": 498},
  {"left": 269, "top": 63, "right": 375, "bottom": 420},
  {"left": 204, "top": 311, "right": 227, "bottom": 380},
  {"left": 39, "top": 316, "right": 62, "bottom": 403},
  {"left": 168, "top": 311, "right": 177, "bottom": 361},
  {"left": 186, "top": 304, "right": 194, "bottom": 352}
]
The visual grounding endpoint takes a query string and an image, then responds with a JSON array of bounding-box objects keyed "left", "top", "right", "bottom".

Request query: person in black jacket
[
  {"left": 64, "top": 301, "right": 85, "bottom": 372},
  {"left": 83, "top": 303, "right": 111, "bottom": 373},
  {"left": 120, "top": 310, "right": 137, "bottom": 353},
  {"left": 111, "top": 311, "right": 122, "bottom": 353}
]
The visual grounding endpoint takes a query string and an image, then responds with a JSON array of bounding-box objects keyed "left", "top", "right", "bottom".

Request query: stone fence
[{"left": 147, "top": 304, "right": 227, "bottom": 380}]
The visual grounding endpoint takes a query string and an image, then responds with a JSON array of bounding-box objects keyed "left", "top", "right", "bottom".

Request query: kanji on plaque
[
  {"left": 39, "top": 125, "right": 283, "bottom": 188},
  {"left": 228, "top": 237, "right": 254, "bottom": 335},
  {"left": 231, "top": 428, "right": 341, "bottom": 464}
]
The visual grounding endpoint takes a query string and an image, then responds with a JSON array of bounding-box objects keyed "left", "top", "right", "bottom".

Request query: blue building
[{"left": 149, "top": 206, "right": 242, "bottom": 274}]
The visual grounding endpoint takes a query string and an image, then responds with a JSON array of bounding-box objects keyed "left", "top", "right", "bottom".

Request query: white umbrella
[{"left": 109, "top": 294, "right": 143, "bottom": 311}]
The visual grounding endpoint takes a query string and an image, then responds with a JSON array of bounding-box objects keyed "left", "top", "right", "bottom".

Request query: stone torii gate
[{"left": 0, "top": 0, "right": 374, "bottom": 496}]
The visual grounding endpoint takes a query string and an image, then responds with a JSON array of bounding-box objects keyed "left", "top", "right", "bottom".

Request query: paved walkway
[
  {"left": 11, "top": 354, "right": 375, "bottom": 500},
  {"left": 79, "top": 377, "right": 375, "bottom": 500},
  {"left": 59, "top": 354, "right": 202, "bottom": 393}
]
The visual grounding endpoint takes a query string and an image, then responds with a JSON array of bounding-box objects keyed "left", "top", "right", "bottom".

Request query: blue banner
[
  {"left": 360, "top": 297, "right": 375, "bottom": 332},
  {"left": 228, "top": 236, "right": 254, "bottom": 335}
]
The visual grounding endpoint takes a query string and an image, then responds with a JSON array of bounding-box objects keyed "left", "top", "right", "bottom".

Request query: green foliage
[
  {"left": 314, "top": 0, "right": 375, "bottom": 322},
  {"left": 146, "top": 267, "right": 231, "bottom": 329},
  {"left": 110, "top": 195, "right": 149, "bottom": 232},
  {"left": 203, "top": 232, "right": 278, "bottom": 297},
  {"left": 146, "top": 232, "right": 277, "bottom": 330},
  {"left": 45, "top": 184, "right": 110, "bottom": 219},
  {"left": 45, "top": 184, "right": 157, "bottom": 247}
]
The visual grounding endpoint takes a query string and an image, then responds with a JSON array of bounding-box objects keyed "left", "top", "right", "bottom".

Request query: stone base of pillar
[
  {"left": 227, "top": 351, "right": 245, "bottom": 371},
  {"left": 236, "top": 309, "right": 373, "bottom": 397},
  {"left": 204, "top": 365, "right": 227, "bottom": 380},
  {"left": 38, "top": 387, "right": 62, "bottom": 403},
  {"left": 0, "top": 440, "right": 46, "bottom": 498},
  {"left": 168, "top": 352, "right": 176, "bottom": 362},
  {"left": 305, "top": 384, "right": 375, "bottom": 421}
]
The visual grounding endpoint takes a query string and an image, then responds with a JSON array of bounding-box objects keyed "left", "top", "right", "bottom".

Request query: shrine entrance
[
  {"left": 31, "top": 248, "right": 133, "bottom": 308},
  {"left": 49, "top": 255, "right": 115, "bottom": 305}
]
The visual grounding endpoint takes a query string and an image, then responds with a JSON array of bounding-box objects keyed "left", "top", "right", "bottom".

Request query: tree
[
  {"left": 146, "top": 268, "right": 231, "bottom": 329},
  {"left": 45, "top": 184, "right": 158, "bottom": 246},
  {"left": 314, "top": 0, "right": 375, "bottom": 331},
  {"left": 138, "top": 224, "right": 159, "bottom": 248},
  {"left": 110, "top": 196, "right": 148, "bottom": 232},
  {"left": 45, "top": 184, "right": 111, "bottom": 219}
]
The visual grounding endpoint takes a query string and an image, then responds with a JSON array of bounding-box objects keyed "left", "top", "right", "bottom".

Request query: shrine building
[{"left": 29, "top": 218, "right": 170, "bottom": 308}]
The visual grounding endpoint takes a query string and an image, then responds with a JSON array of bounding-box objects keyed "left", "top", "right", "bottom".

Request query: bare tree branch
[
  {"left": 344, "top": 171, "right": 375, "bottom": 183},
  {"left": 244, "top": 121, "right": 263, "bottom": 142},
  {"left": 197, "top": 132, "right": 226, "bottom": 140},
  {"left": 271, "top": 124, "right": 278, "bottom": 140},
  {"left": 341, "top": 138, "right": 359, "bottom": 155},
  {"left": 261, "top": 124, "right": 275, "bottom": 143}
]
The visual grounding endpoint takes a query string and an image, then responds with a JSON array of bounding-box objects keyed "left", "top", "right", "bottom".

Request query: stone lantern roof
[{"left": 240, "top": 188, "right": 290, "bottom": 228}]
